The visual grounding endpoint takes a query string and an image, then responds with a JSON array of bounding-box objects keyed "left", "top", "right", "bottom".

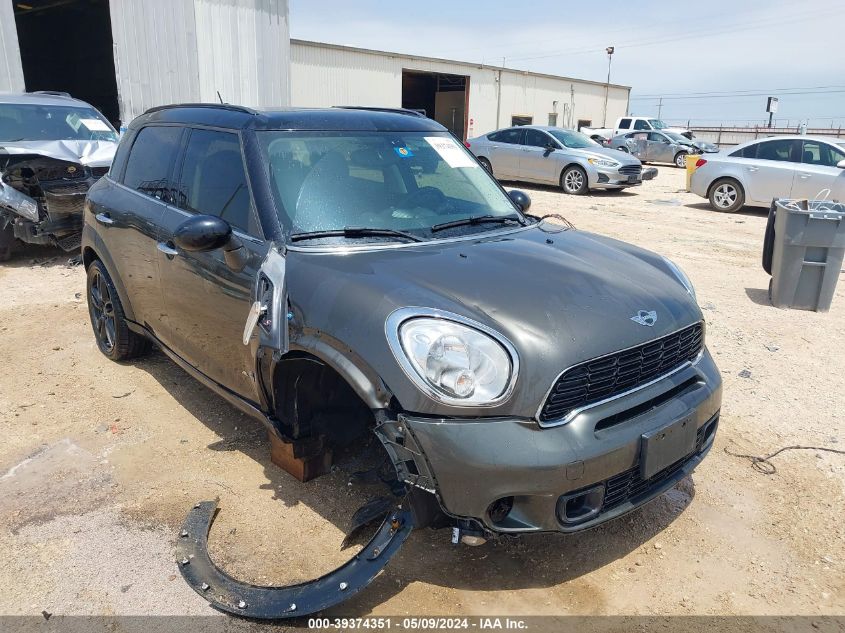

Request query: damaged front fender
[{"left": 177, "top": 500, "right": 414, "bottom": 618}]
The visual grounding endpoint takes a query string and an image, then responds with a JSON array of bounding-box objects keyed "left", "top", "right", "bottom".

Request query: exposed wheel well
[
  {"left": 271, "top": 352, "right": 376, "bottom": 446},
  {"left": 560, "top": 162, "right": 586, "bottom": 181},
  {"left": 82, "top": 245, "right": 99, "bottom": 269}
]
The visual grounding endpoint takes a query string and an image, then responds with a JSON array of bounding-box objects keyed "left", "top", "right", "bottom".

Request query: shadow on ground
[
  {"left": 0, "top": 244, "right": 77, "bottom": 269},
  {"left": 683, "top": 202, "right": 769, "bottom": 219},
  {"left": 745, "top": 286, "right": 773, "bottom": 307},
  {"left": 134, "top": 347, "right": 696, "bottom": 616}
]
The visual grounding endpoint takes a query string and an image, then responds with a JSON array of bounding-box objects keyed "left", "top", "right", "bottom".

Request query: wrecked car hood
[
  {"left": 286, "top": 225, "right": 703, "bottom": 419},
  {"left": 0, "top": 139, "right": 117, "bottom": 167}
]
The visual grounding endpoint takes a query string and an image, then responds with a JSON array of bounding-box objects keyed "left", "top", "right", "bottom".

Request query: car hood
[
  {"left": 0, "top": 139, "right": 117, "bottom": 167},
  {"left": 566, "top": 145, "right": 641, "bottom": 165},
  {"left": 287, "top": 225, "right": 702, "bottom": 418}
]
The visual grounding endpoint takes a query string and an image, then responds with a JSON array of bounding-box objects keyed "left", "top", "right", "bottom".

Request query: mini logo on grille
[
  {"left": 67, "top": 165, "right": 77, "bottom": 174},
  {"left": 631, "top": 310, "right": 657, "bottom": 327}
]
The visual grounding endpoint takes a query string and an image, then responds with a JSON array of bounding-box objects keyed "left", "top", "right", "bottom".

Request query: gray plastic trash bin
[{"left": 769, "top": 198, "right": 845, "bottom": 312}]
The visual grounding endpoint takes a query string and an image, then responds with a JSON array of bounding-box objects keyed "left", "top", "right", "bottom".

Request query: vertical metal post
[
  {"left": 602, "top": 47, "right": 614, "bottom": 127},
  {"left": 657, "top": 97, "right": 663, "bottom": 119},
  {"left": 768, "top": 111, "right": 773, "bottom": 128}
]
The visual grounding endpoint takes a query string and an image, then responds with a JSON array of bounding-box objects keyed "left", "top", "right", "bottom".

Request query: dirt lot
[{"left": 0, "top": 167, "right": 843, "bottom": 620}]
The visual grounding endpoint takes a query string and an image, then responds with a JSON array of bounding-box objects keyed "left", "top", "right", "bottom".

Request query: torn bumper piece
[
  {"left": 0, "top": 181, "right": 38, "bottom": 222},
  {"left": 177, "top": 500, "right": 414, "bottom": 619}
]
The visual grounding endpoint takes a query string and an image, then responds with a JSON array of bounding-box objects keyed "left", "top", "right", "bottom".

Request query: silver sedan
[
  {"left": 466, "top": 126, "right": 644, "bottom": 195},
  {"left": 607, "top": 130, "right": 700, "bottom": 168},
  {"left": 690, "top": 135, "right": 845, "bottom": 212}
]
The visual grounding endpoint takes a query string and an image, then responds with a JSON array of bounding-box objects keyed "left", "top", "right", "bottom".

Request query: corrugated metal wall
[
  {"left": 290, "top": 40, "right": 630, "bottom": 137},
  {"left": 194, "top": 0, "right": 289, "bottom": 108},
  {"left": 0, "top": 0, "right": 25, "bottom": 92},
  {"left": 109, "top": 0, "right": 201, "bottom": 126},
  {"left": 110, "top": 0, "right": 289, "bottom": 126}
]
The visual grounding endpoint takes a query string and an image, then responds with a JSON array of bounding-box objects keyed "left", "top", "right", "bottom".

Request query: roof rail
[
  {"left": 142, "top": 103, "right": 258, "bottom": 116},
  {"left": 30, "top": 90, "right": 72, "bottom": 98},
  {"left": 333, "top": 106, "right": 427, "bottom": 118}
]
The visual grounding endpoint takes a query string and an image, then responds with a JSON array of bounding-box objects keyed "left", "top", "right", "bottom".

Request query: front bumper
[
  {"left": 588, "top": 163, "right": 643, "bottom": 189},
  {"left": 393, "top": 348, "right": 722, "bottom": 534}
]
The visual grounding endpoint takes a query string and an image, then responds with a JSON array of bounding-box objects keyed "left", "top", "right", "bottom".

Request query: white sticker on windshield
[
  {"left": 80, "top": 118, "right": 111, "bottom": 132},
  {"left": 424, "top": 136, "right": 477, "bottom": 168}
]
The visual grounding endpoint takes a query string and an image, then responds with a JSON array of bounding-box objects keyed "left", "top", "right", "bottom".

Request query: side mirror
[
  {"left": 174, "top": 215, "right": 232, "bottom": 252},
  {"left": 508, "top": 189, "right": 531, "bottom": 212},
  {"left": 837, "top": 159, "right": 845, "bottom": 169}
]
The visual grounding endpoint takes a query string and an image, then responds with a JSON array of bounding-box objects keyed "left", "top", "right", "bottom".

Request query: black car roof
[{"left": 134, "top": 104, "right": 447, "bottom": 133}]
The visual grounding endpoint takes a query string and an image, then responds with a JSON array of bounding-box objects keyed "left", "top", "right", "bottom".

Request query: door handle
[
  {"left": 798, "top": 173, "right": 811, "bottom": 179},
  {"left": 95, "top": 212, "right": 114, "bottom": 225},
  {"left": 156, "top": 241, "right": 178, "bottom": 257},
  {"left": 746, "top": 167, "right": 759, "bottom": 173}
]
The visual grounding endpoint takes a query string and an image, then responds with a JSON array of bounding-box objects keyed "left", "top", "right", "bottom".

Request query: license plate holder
[
  {"left": 640, "top": 415, "right": 697, "bottom": 480},
  {"left": 627, "top": 175, "right": 640, "bottom": 183}
]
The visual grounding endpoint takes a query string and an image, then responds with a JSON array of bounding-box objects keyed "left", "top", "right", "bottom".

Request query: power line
[
  {"left": 630, "top": 89, "right": 845, "bottom": 101},
  {"left": 633, "top": 84, "right": 845, "bottom": 99},
  {"left": 501, "top": 4, "right": 842, "bottom": 63}
]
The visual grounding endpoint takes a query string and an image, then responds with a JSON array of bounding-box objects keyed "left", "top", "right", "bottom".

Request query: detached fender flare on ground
[{"left": 176, "top": 500, "right": 415, "bottom": 618}]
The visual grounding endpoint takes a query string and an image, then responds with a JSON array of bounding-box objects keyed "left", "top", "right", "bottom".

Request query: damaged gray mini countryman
[{"left": 82, "top": 104, "right": 721, "bottom": 618}]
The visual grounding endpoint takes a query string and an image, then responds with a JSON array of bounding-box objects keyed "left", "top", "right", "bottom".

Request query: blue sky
[{"left": 290, "top": 0, "right": 845, "bottom": 129}]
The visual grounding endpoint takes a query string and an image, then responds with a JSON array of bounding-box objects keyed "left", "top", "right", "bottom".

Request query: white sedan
[{"left": 690, "top": 135, "right": 845, "bottom": 212}]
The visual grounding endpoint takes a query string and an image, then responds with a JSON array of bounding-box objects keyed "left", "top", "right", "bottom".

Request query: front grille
[
  {"left": 90, "top": 167, "right": 109, "bottom": 179},
  {"left": 619, "top": 164, "right": 642, "bottom": 176},
  {"left": 540, "top": 323, "right": 704, "bottom": 422},
  {"left": 602, "top": 416, "right": 715, "bottom": 510}
]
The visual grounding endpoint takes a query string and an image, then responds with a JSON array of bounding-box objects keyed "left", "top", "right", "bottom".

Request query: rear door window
[
  {"left": 122, "top": 125, "right": 182, "bottom": 202},
  {"left": 490, "top": 128, "right": 524, "bottom": 144},
  {"left": 730, "top": 143, "right": 759, "bottom": 159},
  {"left": 633, "top": 119, "right": 650, "bottom": 130},
  {"left": 755, "top": 139, "right": 800, "bottom": 162},
  {"left": 175, "top": 128, "right": 260, "bottom": 236},
  {"left": 523, "top": 129, "right": 552, "bottom": 148},
  {"left": 618, "top": 118, "right": 631, "bottom": 129}
]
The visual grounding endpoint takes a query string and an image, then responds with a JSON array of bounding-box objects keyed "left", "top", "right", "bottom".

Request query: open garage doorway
[
  {"left": 13, "top": 0, "right": 120, "bottom": 126},
  {"left": 401, "top": 70, "right": 468, "bottom": 140}
]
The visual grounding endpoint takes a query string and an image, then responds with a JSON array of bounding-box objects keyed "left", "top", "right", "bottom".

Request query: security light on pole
[{"left": 602, "top": 47, "right": 615, "bottom": 127}]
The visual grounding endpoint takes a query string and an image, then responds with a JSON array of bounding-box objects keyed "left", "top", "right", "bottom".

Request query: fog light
[
  {"left": 487, "top": 496, "right": 514, "bottom": 524},
  {"left": 557, "top": 484, "right": 605, "bottom": 525}
]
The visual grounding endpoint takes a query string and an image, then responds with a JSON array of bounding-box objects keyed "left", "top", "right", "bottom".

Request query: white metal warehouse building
[
  {"left": 290, "top": 39, "right": 631, "bottom": 140},
  {"left": 0, "top": 0, "right": 630, "bottom": 140}
]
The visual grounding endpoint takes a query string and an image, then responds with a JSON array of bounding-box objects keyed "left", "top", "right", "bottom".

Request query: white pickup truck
[{"left": 582, "top": 116, "right": 693, "bottom": 142}]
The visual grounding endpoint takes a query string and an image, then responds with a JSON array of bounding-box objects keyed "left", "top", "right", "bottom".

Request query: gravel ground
[{"left": 0, "top": 167, "right": 843, "bottom": 620}]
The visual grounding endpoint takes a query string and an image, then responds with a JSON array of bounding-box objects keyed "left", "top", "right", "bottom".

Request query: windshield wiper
[
  {"left": 430, "top": 214, "right": 523, "bottom": 233},
  {"left": 289, "top": 226, "right": 424, "bottom": 243}
]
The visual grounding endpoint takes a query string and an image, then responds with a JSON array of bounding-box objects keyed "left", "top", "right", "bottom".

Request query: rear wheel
[
  {"left": 708, "top": 178, "right": 745, "bottom": 213},
  {"left": 86, "top": 259, "right": 151, "bottom": 360},
  {"left": 618, "top": 146, "right": 629, "bottom": 153},
  {"left": 478, "top": 157, "right": 493, "bottom": 174},
  {"left": 674, "top": 151, "right": 688, "bottom": 168},
  {"left": 561, "top": 165, "right": 589, "bottom": 195}
]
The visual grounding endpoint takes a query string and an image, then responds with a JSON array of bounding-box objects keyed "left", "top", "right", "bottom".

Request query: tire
[
  {"left": 561, "top": 165, "right": 589, "bottom": 195},
  {"left": 478, "top": 157, "right": 493, "bottom": 174},
  {"left": 618, "top": 146, "right": 629, "bottom": 153},
  {"left": 674, "top": 152, "right": 688, "bottom": 168},
  {"left": 86, "top": 259, "right": 151, "bottom": 360},
  {"left": 708, "top": 178, "right": 745, "bottom": 213}
]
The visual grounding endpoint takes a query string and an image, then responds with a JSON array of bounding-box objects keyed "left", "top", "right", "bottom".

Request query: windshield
[
  {"left": 546, "top": 129, "right": 598, "bottom": 149},
  {"left": 258, "top": 131, "right": 522, "bottom": 243},
  {"left": 664, "top": 131, "right": 690, "bottom": 143},
  {"left": 0, "top": 103, "right": 118, "bottom": 142},
  {"left": 648, "top": 119, "right": 668, "bottom": 130}
]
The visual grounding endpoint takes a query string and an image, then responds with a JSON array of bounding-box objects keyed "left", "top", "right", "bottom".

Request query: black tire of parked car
[
  {"left": 86, "top": 259, "right": 151, "bottom": 361},
  {"left": 674, "top": 151, "right": 688, "bottom": 168},
  {"left": 478, "top": 157, "right": 493, "bottom": 174},
  {"left": 618, "top": 146, "right": 629, "bottom": 153},
  {"left": 0, "top": 223, "right": 16, "bottom": 262},
  {"left": 561, "top": 165, "right": 589, "bottom": 195},
  {"left": 708, "top": 177, "right": 745, "bottom": 213}
]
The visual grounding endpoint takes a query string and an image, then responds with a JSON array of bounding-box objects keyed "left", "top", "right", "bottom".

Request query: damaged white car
[{"left": 0, "top": 92, "right": 118, "bottom": 260}]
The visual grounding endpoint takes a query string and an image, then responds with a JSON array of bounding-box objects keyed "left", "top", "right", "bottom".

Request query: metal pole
[
  {"left": 657, "top": 97, "right": 663, "bottom": 119},
  {"left": 495, "top": 57, "right": 504, "bottom": 129},
  {"left": 602, "top": 47, "right": 614, "bottom": 128},
  {"left": 768, "top": 111, "right": 773, "bottom": 128}
]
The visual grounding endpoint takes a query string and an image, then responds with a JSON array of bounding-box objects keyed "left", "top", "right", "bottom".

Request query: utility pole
[
  {"left": 602, "top": 46, "right": 614, "bottom": 127},
  {"left": 495, "top": 56, "right": 505, "bottom": 129},
  {"left": 657, "top": 97, "right": 663, "bottom": 119}
]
